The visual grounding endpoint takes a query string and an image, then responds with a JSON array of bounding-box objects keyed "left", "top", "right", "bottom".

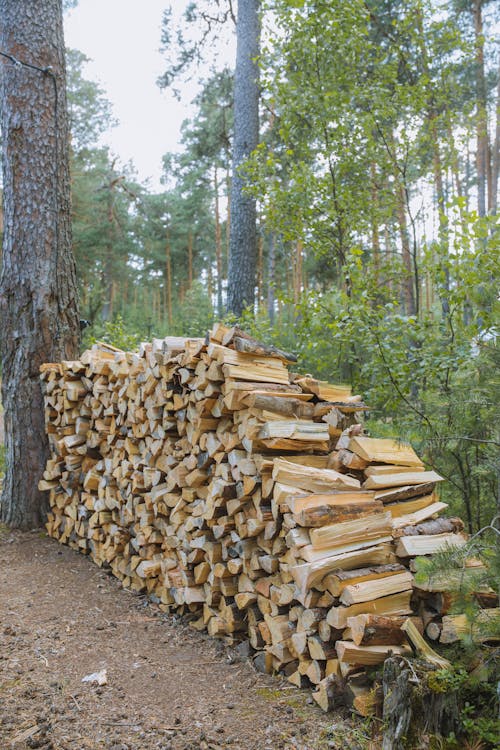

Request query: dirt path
[{"left": 0, "top": 529, "right": 365, "bottom": 750}]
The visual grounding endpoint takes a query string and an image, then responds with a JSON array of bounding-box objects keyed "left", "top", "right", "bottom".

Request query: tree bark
[
  {"left": 0, "top": 0, "right": 80, "bottom": 528},
  {"left": 226, "top": 0, "right": 260, "bottom": 317},
  {"left": 214, "top": 166, "right": 223, "bottom": 316},
  {"left": 370, "top": 162, "right": 380, "bottom": 280},
  {"left": 294, "top": 239, "right": 303, "bottom": 305},
  {"left": 267, "top": 232, "right": 275, "bottom": 324},
  {"left": 492, "top": 56, "right": 500, "bottom": 214},
  {"left": 472, "top": 0, "right": 491, "bottom": 217},
  {"left": 165, "top": 230, "right": 173, "bottom": 326},
  {"left": 187, "top": 230, "right": 193, "bottom": 289},
  {"left": 257, "top": 232, "right": 264, "bottom": 306},
  {"left": 101, "top": 182, "right": 114, "bottom": 321},
  {"left": 382, "top": 658, "right": 413, "bottom": 750},
  {"left": 395, "top": 179, "right": 416, "bottom": 316}
]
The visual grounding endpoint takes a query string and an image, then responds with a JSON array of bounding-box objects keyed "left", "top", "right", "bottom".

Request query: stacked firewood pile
[{"left": 39, "top": 324, "right": 495, "bottom": 713}]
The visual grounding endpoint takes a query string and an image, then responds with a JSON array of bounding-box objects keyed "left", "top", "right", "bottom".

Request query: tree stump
[
  {"left": 382, "top": 657, "right": 413, "bottom": 750},
  {"left": 382, "top": 657, "right": 463, "bottom": 749}
]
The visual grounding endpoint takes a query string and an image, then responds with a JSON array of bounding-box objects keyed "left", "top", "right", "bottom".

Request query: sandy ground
[{"left": 0, "top": 528, "right": 369, "bottom": 750}]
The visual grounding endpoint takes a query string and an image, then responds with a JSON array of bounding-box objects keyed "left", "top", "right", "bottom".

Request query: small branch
[{"left": 372, "top": 329, "right": 436, "bottom": 434}]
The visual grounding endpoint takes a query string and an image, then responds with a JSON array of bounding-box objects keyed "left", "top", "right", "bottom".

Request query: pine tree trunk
[
  {"left": 101, "top": 184, "right": 114, "bottom": 321},
  {"left": 165, "top": 232, "right": 173, "bottom": 326},
  {"left": 187, "top": 231, "right": 193, "bottom": 289},
  {"left": 472, "top": 0, "right": 490, "bottom": 217},
  {"left": 492, "top": 57, "right": 500, "bottom": 214},
  {"left": 370, "top": 162, "right": 380, "bottom": 279},
  {"left": 226, "top": 0, "right": 260, "bottom": 317},
  {"left": 395, "top": 179, "right": 416, "bottom": 316},
  {"left": 225, "top": 168, "right": 231, "bottom": 268},
  {"left": 430, "top": 123, "right": 450, "bottom": 315},
  {"left": 294, "top": 239, "right": 303, "bottom": 305},
  {"left": 414, "top": 8, "right": 450, "bottom": 311},
  {"left": 257, "top": 232, "right": 264, "bottom": 307},
  {"left": 214, "top": 166, "right": 223, "bottom": 316},
  {"left": 0, "top": 0, "right": 80, "bottom": 529},
  {"left": 267, "top": 232, "right": 275, "bottom": 324}
]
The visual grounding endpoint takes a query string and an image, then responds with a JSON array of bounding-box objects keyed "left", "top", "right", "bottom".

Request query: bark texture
[
  {"left": 0, "top": 0, "right": 80, "bottom": 528},
  {"left": 472, "top": 0, "right": 490, "bottom": 217},
  {"left": 226, "top": 0, "right": 260, "bottom": 317},
  {"left": 382, "top": 658, "right": 413, "bottom": 750}
]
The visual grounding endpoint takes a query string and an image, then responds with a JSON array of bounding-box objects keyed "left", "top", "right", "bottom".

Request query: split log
[
  {"left": 401, "top": 618, "right": 450, "bottom": 668},
  {"left": 312, "top": 674, "right": 347, "bottom": 712},
  {"left": 349, "top": 437, "right": 424, "bottom": 467},
  {"left": 347, "top": 614, "right": 407, "bottom": 647},
  {"left": 336, "top": 640, "right": 412, "bottom": 665}
]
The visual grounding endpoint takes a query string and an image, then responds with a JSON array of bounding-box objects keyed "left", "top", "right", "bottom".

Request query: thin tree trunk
[
  {"left": 225, "top": 167, "right": 231, "bottom": 269},
  {"left": 472, "top": 0, "right": 490, "bottom": 217},
  {"left": 431, "top": 121, "right": 451, "bottom": 313},
  {"left": 214, "top": 166, "right": 223, "bottom": 316},
  {"left": 257, "top": 232, "right": 264, "bottom": 307},
  {"left": 395, "top": 179, "right": 416, "bottom": 316},
  {"left": 383, "top": 223, "right": 394, "bottom": 297},
  {"left": 294, "top": 239, "right": 303, "bottom": 305},
  {"left": 101, "top": 186, "right": 114, "bottom": 321},
  {"left": 415, "top": 6, "right": 449, "bottom": 312},
  {"left": 165, "top": 233, "right": 172, "bottom": 326},
  {"left": 207, "top": 258, "right": 213, "bottom": 307},
  {"left": 267, "top": 232, "right": 275, "bottom": 324},
  {"left": 187, "top": 231, "right": 193, "bottom": 289},
  {"left": 370, "top": 162, "right": 380, "bottom": 280},
  {"left": 492, "top": 57, "right": 500, "bottom": 214},
  {"left": 446, "top": 115, "right": 464, "bottom": 203},
  {"left": 0, "top": 0, "right": 80, "bottom": 528},
  {"left": 227, "top": 0, "right": 260, "bottom": 316},
  {"left": 465, "top": 140, "right": 471, "bottom": 211}
]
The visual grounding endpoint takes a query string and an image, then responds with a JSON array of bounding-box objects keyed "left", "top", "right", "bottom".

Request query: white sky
[{"left": 64, "top": 0, "right": 202, "bottom": 191}]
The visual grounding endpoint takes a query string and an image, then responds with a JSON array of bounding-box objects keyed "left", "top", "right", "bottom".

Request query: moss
[
  {"left": 427, "top": 668, "right": 468, "bottom": 695},
  {"left": 0, "top": 678, "right": 22, "bottom": 692},
  {"left": 256, "top": 687, "right": 283, "bottom": 701}
]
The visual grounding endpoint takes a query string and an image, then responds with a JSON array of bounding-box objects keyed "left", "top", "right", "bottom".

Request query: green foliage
[
  {"left": 169, "top": 282, "right": 215, "bottom": 337},
  {"left": 461, "top": 709, "right": 500, "bottom": 749},
  {"left": 414, "top": 533, "right": 500, "bottom": 643},
  {"left": 0, "top": 444, "right": 5, "bottom": 476},
  {"left": 412, "top": 531, "right": 500, "bottom": 749},
  {"left": 240, "top": 207, "right": 499, "bottom": 531},
  {"left": 427, "top": 668, "right": 468, "bottom": 694},
  {"left": 66, "top": 48, "right": 116, "bottom": 152},
  {"left": 84, "top": 315, "right": 142, "bottom": 352}
]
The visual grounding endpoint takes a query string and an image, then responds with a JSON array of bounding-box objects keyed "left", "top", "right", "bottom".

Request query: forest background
[{"left": 0, "top": 0, "right": 499, "bottom": 538}]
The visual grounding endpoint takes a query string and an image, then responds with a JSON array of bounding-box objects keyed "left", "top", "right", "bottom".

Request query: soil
[{"left": 0, "top": 528, "right": 365, "bottom": 750}]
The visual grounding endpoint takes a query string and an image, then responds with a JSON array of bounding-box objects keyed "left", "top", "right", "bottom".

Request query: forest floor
[{"left": 0, "top": 527, "right": 370, "bottom": 750}]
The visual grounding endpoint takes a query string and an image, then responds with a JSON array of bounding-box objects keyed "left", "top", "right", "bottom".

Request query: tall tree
[
  {"left": 226, "top": 0, "right": 260, "bottom": 316},
  {"left": 0, "top": 0, "right": 80, "bottom": 528},
  {"left": 173, "top": 70, "right": 233, "bottom": 315}
]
